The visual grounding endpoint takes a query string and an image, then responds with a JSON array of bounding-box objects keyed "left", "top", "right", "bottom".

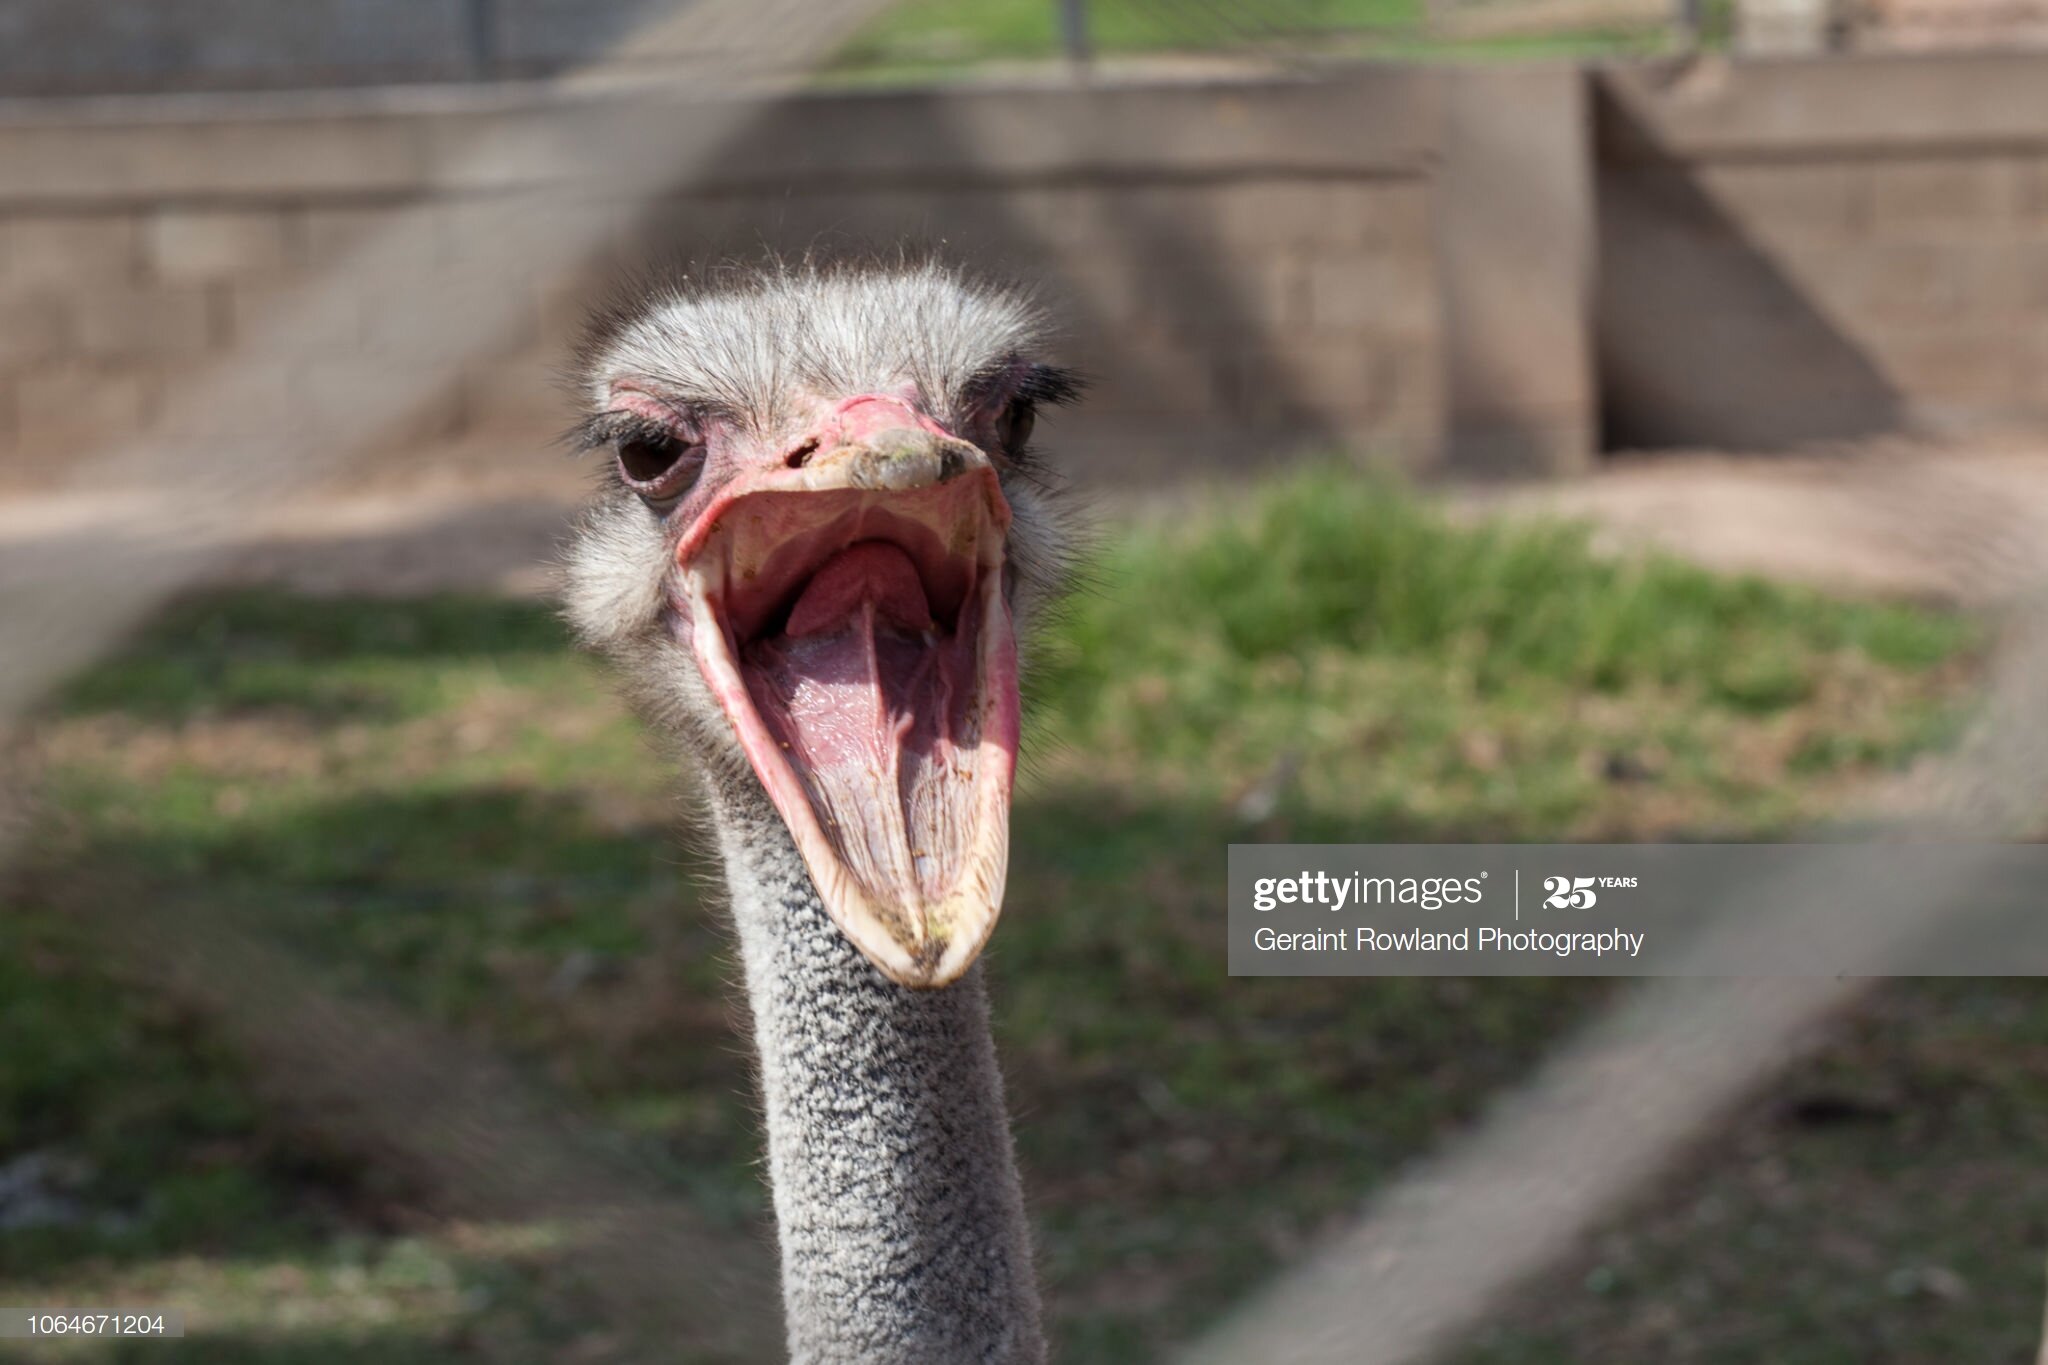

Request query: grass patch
[
  {"left": 0, "top": 903, "right": 592, "bottom": 1364},
  {"left": 1455, "top": 977, "right": 2048, "bottom": 1365},
  {"left": 832, "top": 0, "right": 1683, "bottom": 82},
  {"left": 3, "top": 468, "right": 2005, "bottom": 1361},
  {"left": 1031, "top": 469, "right": 1976, "bottom": 840},
  {"left": 0, "top": 908, "right": 319, "bottom": 1277}
]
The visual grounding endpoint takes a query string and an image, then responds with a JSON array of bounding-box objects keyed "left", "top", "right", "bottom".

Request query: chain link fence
[{"left": 3, "top": 2, "right": 2047, "bottom": 1362}]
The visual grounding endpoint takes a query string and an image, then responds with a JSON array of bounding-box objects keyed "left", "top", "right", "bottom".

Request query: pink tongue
[
  {"left": 785, "top": 541, "right": 931, "bottom": 638},
  {"left": 741, "top": 539, "right": 979, "bottom": 907}
]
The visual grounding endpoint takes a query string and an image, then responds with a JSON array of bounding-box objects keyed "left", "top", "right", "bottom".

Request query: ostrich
[{"left": 561, "top": 258, "right": 1081, "bottom": 1363}]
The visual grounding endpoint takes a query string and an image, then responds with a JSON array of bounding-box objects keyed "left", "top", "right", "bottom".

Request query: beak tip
[
  {"left": 868, "top": 935, "right": 973, "bottom": 991},
  {"left": 853, "top": 909, "right": 1001, "bottom": 991}
]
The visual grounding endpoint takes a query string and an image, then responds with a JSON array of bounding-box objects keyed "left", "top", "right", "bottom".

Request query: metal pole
[
  {"left": 464, "top": 0, "right": 498, "bottom": 78},
  {"left": 1058, "top": 0, "right": 1092, "bottom": 69},
  {"left": 1675, "top": 0, "right": 1705, "bottom": 46}
]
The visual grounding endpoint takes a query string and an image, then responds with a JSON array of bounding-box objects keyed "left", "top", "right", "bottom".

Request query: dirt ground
[{"left": 1468, "top": 438, "right": 2048, "bottom": 607}]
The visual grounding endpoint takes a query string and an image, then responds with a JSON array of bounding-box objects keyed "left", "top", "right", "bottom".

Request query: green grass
[
  {"left": 4, "top": 468, "right": 2026, "bottom": 1363},
  {"left": 830, "top": 0, "right": 1689, "bottom": 82},
  {"left": 1032, "top": 470, "right": 1975, "bottom": 839},
  {"left": 0, "top": 904, "right": 587, "bottom": 1364},
  {"left": 1456, "top": 977, "right": 2048, "bottom": 1365}
]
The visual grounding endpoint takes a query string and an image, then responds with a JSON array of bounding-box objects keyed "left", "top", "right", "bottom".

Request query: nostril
[{"left": 785, "top": 438, "right": 820, "bottom": 470}]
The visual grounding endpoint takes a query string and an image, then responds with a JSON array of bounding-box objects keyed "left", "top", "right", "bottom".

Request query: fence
[{"left": 5, "top": 8, "right": 2048, "bottom": 1362}]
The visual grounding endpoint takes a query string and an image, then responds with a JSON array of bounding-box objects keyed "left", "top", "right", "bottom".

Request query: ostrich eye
[
  {"left": 618, "top": 433, "right": 683, "bottom": 483},
  {"left": 995, "top": 402, "right": 1035, "bottom": 456},
  {"left": 611, "top": 422, "right": 705, "bottom": 502}
]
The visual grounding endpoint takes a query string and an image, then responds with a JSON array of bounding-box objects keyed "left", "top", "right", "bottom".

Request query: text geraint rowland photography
[{"left": 1228, "top": 844, "right": 2048, "bottom": 978}]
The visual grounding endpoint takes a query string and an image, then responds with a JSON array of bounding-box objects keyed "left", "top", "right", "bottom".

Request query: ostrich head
[{"left": 563, "top": 258, "right": 1081, "bottom": 988}]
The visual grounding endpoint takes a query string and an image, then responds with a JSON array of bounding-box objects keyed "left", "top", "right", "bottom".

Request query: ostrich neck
[{"left": 709, "top": 782, "right": 1044, "bottom": 1365}]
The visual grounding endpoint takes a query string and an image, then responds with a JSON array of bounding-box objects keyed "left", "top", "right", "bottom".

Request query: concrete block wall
[
  {"left": 0, "top": 0, "right": 485, "bottom": 93},
  {"left": 14, "top": 54, "right": 2048, "bottom": 493},
  {"left": 0, "top": 0, "right": 681, "bottom": 94},
  {"left": 1598, "top": 54, "right": 2048, "bottom": 449},
  {"left": 1862, "top": 0, "right": 2048, "bottom": 51},
  {"left": 626, "top": 174, "right": 1448, "bottom": 484},
  {"left": 0, "top": 73, "right": 1508, "bottom": 493}
]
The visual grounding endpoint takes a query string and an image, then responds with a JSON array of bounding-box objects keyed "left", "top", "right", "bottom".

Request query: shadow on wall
[
  {"left": 1593, "top": 77, "right": 1905, "bottom": 452},
  {"left": 614, "top": 87, "right": 1358, "bottom": 488}
]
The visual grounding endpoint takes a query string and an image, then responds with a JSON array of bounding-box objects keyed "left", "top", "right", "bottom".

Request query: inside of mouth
[
  {"left": 680, "top": 474, "right": 1019, "bottom": 981},
  {"left": 740, "top": 538, "right": 990, "bottom": 906}
]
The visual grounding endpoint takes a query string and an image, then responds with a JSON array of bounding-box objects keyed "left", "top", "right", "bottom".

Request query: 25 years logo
[
  {"left": 1541, "top": 874, "right": 1640, "bottom": 909},
  {"left": 1542, "top": 876, "right": 1598, "bottom": 909}
]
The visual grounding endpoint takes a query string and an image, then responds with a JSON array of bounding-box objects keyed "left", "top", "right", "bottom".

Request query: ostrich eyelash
[
  {"left": 961, "top": 361, "right": 1086, "bottom": 414},
  {"left": 956, "top": 361, "right": 1087, "bottom": 475},
  {"left": 1013, "top": 363, "right": 1086, "bottom": 408},
  {"left": 567, "top": 410, "right": 691, "bottom": 456}
]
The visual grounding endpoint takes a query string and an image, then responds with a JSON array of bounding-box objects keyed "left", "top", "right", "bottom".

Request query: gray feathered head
[{"left": 564, "top": 256, "right": 1082, "bottom": 987}]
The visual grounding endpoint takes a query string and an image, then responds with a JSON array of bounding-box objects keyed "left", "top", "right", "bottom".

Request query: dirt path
[
  {"left": 8, "top": 438, "right": 2048, "bottom": 603},
  {"left": 1467, "top": 439, "right": 2048, "bottom": 607}
]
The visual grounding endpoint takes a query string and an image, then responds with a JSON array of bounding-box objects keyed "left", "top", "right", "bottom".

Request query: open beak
[{"left": 676, "top": 426, "right": 1018, "bottom": 988}]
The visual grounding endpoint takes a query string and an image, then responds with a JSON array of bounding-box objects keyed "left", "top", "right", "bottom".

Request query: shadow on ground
[{"left": 1, "top": 574, "right": 2025, "bottom": 1364}]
